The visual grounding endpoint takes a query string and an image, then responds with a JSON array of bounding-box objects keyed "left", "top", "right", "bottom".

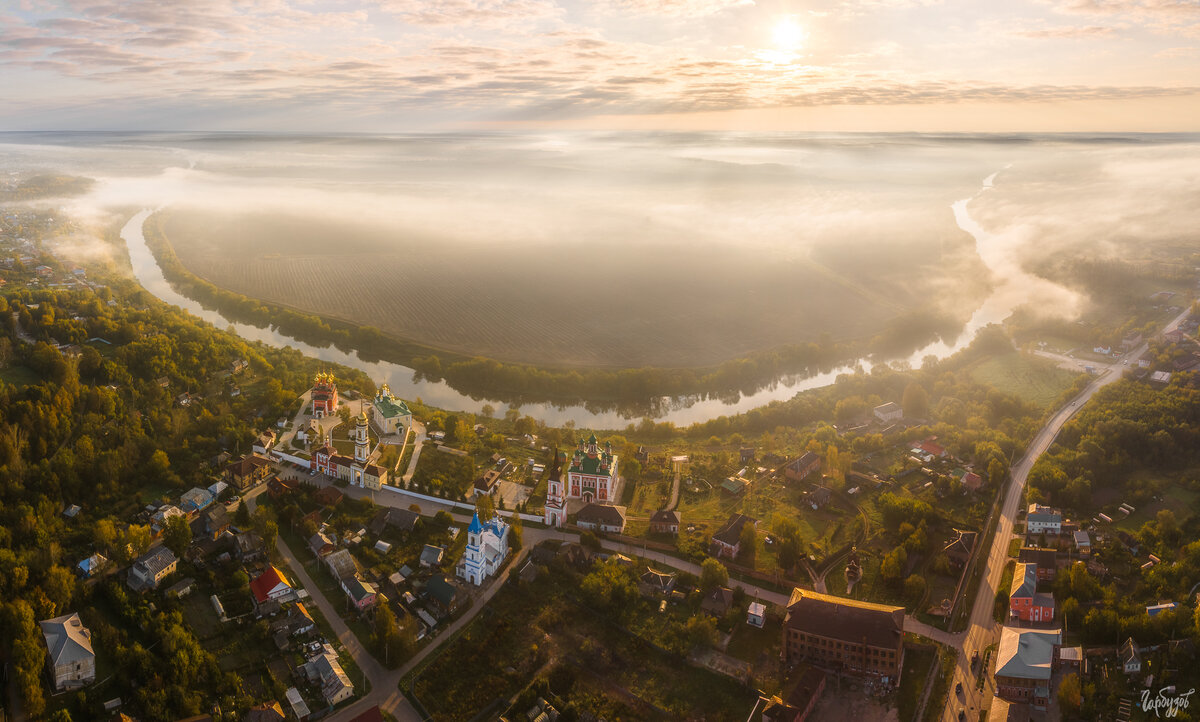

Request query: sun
[{"left": 772, "top": 17, "right": 805, "bottom": 52}]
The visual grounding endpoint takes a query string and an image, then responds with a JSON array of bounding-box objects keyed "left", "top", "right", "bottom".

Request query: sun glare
[{"left": 772, "top": 17, "right": 805, "bottom": 52}]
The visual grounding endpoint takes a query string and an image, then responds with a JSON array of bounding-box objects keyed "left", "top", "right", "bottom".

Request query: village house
[
  {"left": 943, "top": 529, "right": 977, "bottom": 569},
  {"left": 952, "top": 468, "right": 983, "bottom": 491},
  {"left": 1018, "top": 547, "right": 1058, "bottom": 581},
  {"left": 203, "top": 504, "right": 231, "bottom": 541},
  {"left": 576, "top": 503, "right": 627, "bottom": 534},
  {"left": 639, "top": 568, "right": 677, "bottom": 597},
  {"left": 309, "top": 532, "right": 335, "bottom": 558},
  {"left": 426, "top": 574, "right": 466, "bottom": 616},
  {"left": 782, "top": 589, "right": 905, "bottom": 684},
  {"left": 369, "top": 507, "right": 420, "bottom": 536},
  {"left": 994, "top": 627, "right": 1061, "bottom": 709},
  {"left": 783, "top": 452, "right": 821, "bottom": 483},
  {"left": 420, "top": 544, "right": 444, "bottom": 569},
  {"left": 250, "top": 566, "right": 295, "bottom": 607},
  {"left": 76, "top": 553, "right": 107, "bottom": 579},
  {"left": 128, "top": 547, "right": 177, "bottom": 591},
  {"left": 701, "top": 587, "right": 735, "bottom": 617},
  {"left": 1074, "top": 530, "right": 1091, "bottom": 557},
  {"left": 747, "top": 601, "right": 767, "bottom": 628},
  {"left": 873, "top": 401, "right": 903, "bottom": 423},
  {"left": 711, "top": 513, "right": 758, "bottom": 559},
  {"left": 40, "top": 613, "right": 96, "bottom": 690},
  {"left": 342, "top": 577, "right": 378, "bottom": 612},
  {"left": 225, "top": 455, "right": 273, "bottom": 491},
  {"left": 245, "top": 702, "right": 286, "bottom": 722},
  {"left": 179, "top": 487, "right": 214, "bottom": 513},
  {"left": 1009, "top": 563, "right": 1055, "bottom": 623},
  {"left": 305, "top": 644, "right": 353, "bottom": 705},
  {"left": 325, "top": 549, "right": 358, "bottom": 581},
  {"left": 235, "top": 531, "right": 265, "bottom": 562},
  {"left": 315, "top": 485, "right": 344, "bottom": 507},
  {"left": 1121, "top": 637, "right": 1143, "bottom": 675},
  {"left": 1026, "top": 504, "right": 1063, "bottom": 535},
  {"left": 649, "top": 509, "right": 680, "bottom": 535}
]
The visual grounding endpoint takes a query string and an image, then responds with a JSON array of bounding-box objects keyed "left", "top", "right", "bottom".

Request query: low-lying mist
[{"left": 2, "top": 132, "right": 1196, "bottom": 368}]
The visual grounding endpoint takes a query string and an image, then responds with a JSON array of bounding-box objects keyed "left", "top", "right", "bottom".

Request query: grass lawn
[
  {"left": 967, "top": 352, "right": 1082, "bottom": 408},
  {"left": 411, "top": 565, "right": 758, "bottom": 721},
  {"left": 0, "top": 364, "right": 39, "bottom": 386},
  {"left": 897, "top": 645, "right": 936, "bottom": 721},
  {"left": 1114, "top": 483, "right": 1199, "bottom": 532}
]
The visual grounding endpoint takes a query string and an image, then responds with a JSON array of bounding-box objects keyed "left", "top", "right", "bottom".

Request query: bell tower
[
  {"left": 543, "top": 446, "right": 566, "bottom": 527},
  {"left": 354, "top": 410, "right": 369, "bottom": 464}
]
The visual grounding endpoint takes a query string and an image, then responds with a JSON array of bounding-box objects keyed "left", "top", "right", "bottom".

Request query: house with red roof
[{"left": 250, "top": 566, "right": 295, "bottom": 606}]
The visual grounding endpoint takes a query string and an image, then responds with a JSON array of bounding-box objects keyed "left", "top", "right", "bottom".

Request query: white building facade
[{"left": 458, "top": 512, "right": 510, "bottom": 586}]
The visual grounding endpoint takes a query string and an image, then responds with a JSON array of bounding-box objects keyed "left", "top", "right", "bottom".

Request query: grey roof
[
  {"left": 1074, "top": 530, "right": 1091, "bottom": 546},
  {"left": 133, "top": 546, "right": 177, "bottom": 578},
  {"left": 39, "top": 613, "right": 95, "bottom": 666},
  {"left": 420, "top": 545, "right": 444, "bottom": 566},
  {"left": 309, "top": 532, "right": 333, "bottom": 555},
  {"left": 712, "top": 513, "right": 757, "bottom": 547},
  {"left": 995, "top": 627, "right": 1061, "bottom": 680},
  {"left": 577, "top": 503, "right": 627, "bottom": 527},
  {"left": 1010, "top": 563, "right": 1038, "bottom": 599},
  {"left": 324, "top": 549, "right": 357, "bottom": 579},
  {"left": 650, "top": 509, "right": 680, "bottom": 525},
  {"left": 1121, "top": 637, "right": 1142, "bottom": 666}
]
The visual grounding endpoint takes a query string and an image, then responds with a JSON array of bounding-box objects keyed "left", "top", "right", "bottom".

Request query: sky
[{"left": 2, "top": 0, "right": 1200, "bottom": 131}]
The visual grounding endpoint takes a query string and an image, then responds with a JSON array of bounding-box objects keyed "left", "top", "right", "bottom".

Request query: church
[
  {"left": 311, "top": 411, "right": 388, "bottom": 490},
  {"left": 310, "top": 372, "right": 339, "bottom": 418},
  {"left": 370, "top": 383, "right": 412, "bottom": 438},
  {"left": 544, "top": 434, "right": 620, "bottom": 527},
  {"left": 458, "top": 511, "right": 509, "bottom": 586}
]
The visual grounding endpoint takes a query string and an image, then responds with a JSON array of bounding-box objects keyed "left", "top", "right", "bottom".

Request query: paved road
[{"left": 939, "top": 307, "right": 1193, "bottom": 722}]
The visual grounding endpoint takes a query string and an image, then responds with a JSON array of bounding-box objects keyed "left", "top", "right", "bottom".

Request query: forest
[
  {"left": 0, "top": 279, "right": 367, "bottom": 720},
  {"left": 141, "top": 212, "right": 963, "bottom": 409}
]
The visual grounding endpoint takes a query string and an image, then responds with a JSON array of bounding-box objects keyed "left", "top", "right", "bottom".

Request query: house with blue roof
[
  {"left": 457, "top": 512, "right": 510, "bottom": 586},
  {"left": 1146, "top": 602, "right": 1178, "bottom": 618}
]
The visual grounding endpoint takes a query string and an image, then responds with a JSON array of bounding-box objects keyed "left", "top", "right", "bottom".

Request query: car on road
[{"left": 956, "top": 682, "right": 963, "bottom": 695}]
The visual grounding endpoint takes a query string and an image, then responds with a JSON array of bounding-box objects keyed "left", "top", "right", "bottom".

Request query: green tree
[
  {"left": 163, "top": 515, "right": 193, "bottom": 558},
  {"left": 902, "top": 382, "right": 929, "bottom": 419},
  {"left": 475, "top": 493, "right": 495, "bottom": 521},
  {"left": 685, "top": 614, "right": 719, "bottom": 648},
  {"left": 739, "top": 521, "right": 758, "bottom": 561},
  {"left": 1058, "top": 673, "right": 1082, "bottom": 717},
  {"left": 509, "top": 513, "right": 523, "bottom": 552},
  {"left": 881, "top": 547, "right": 907, "bottom": 581},
  {"left": 903, "top": 574, "right": 926, "bottom": 607},
  {"left": 699, "top": 558, "right": 729, "bottom": 593}
]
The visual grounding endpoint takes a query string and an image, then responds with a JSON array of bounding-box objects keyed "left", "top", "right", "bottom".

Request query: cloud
[
  {"left": 587, "top": 0, "right": 754, "bottom": 18},
  {"left": 1011, "top": 24, "right": 1117, "bottom": 38},
  {"left": 1155, "top": 44, "right": 1200, "bottom": 56}
]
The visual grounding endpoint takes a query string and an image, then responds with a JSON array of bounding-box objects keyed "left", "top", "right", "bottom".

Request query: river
[{"left": 119, "top": 171, "right": 1051, "bottom": 428}]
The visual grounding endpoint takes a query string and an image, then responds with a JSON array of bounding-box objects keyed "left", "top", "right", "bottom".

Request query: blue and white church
[{"left": 457, "top": 512, "right": 510, "bottom": 586}]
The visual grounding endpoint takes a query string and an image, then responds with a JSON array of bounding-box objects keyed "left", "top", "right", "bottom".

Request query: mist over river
[{"left": 4, "top": 131, "right": 1198, "bottom": 426}]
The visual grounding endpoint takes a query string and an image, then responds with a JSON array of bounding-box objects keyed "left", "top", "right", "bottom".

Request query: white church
[{"left": 457, "top": 512, "right": 510, "bottom": 586}]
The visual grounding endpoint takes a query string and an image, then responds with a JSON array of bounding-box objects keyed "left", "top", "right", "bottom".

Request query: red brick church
[{"left": 311, "top": 372, "right": 339, "bottom": 418}]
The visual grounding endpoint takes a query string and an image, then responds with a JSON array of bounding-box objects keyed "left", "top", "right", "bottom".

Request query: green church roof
[{"left": 374, "top": 396, "right": 411, "bottom": 419}]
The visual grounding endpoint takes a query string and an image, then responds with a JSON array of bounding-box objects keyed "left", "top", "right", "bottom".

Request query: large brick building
[
  {"left": 995, "top": 627, "right": 1061, "bottom": 710},
  {"left": 782, "top": 589, "right": 905, "bottom": 685}
]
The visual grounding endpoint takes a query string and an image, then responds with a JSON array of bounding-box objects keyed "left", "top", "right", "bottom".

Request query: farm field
[
  {"left": 157, "top": 206, "right": 982, "bottom": 369},
  {"left": 967, "top": 351, "right": 1082, "bottom": 408}
]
